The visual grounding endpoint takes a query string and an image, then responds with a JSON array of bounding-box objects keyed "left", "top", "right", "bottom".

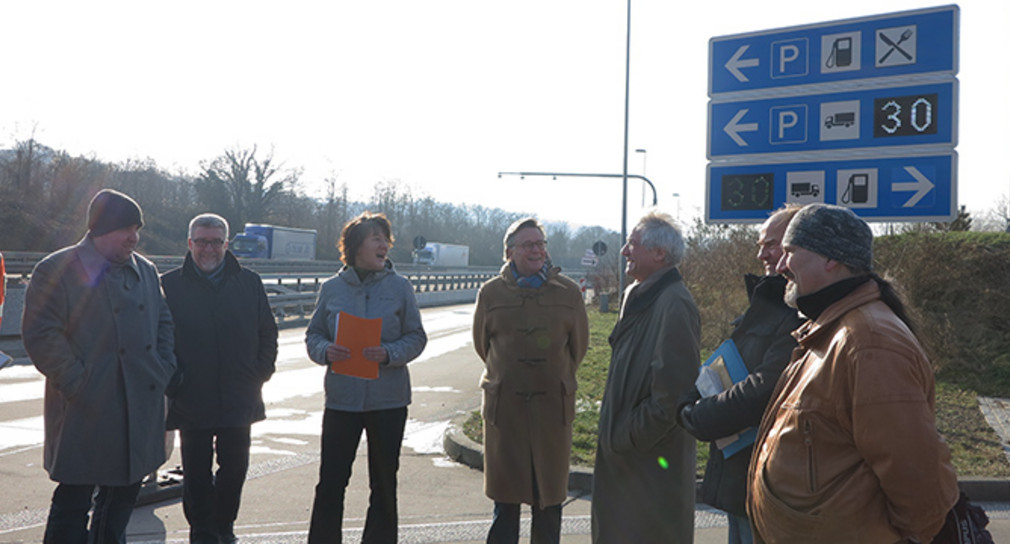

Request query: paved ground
[{"left": 3, "top": 307, "right": 1010, "bottom": 543}]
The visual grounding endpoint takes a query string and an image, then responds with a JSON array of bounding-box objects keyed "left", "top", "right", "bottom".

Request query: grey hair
[
  {"left": 635, "top": 210, "right": 684, "bottom": 266},
  {"left": 502, "top": 217, "right": 545, "bottom": 261},
  {"left": 188, "top": 213, "right": 230, "bottom": 240}
]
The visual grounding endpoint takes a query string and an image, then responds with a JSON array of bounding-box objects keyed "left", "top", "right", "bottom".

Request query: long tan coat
[{"left": 473, "top": 264, "right": 589, "bottom": 507}]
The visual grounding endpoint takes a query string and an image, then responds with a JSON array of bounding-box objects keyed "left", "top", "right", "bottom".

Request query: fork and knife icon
[{"left": 879, "top": 28, "right": 914, "bottom": 63}]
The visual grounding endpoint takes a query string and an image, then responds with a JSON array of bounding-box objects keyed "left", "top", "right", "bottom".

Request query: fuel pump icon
[
  {"left": 842, "top": 173, "right": 869, "bottom": 204},
  {"left": 827, "top": 36, "right": 852, "bottom": 68}
]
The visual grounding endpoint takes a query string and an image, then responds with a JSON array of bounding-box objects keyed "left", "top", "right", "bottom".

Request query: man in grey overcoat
[
  {"left": 592, "top": 210, "right": 701, "bottom": 543},
  {"left": 22, "top": 189, "right": 177, "bottom": 544}
]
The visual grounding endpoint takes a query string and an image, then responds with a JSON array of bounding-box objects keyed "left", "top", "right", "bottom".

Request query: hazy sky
[{"left": 2, "top": 1, "right": 1005, "bottom": 233}]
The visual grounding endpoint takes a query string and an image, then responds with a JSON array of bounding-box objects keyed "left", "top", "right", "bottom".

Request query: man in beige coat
[{"left": 473, "top": 217, "right": 589, "bottom": 544}]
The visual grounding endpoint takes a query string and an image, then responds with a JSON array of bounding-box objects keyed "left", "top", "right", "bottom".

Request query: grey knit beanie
[
  {"left": 783, "top": 203, "right": 873, "bottom": 271},
  {"left": 87, "top": 189, "right": 144, "bottom": 237}
]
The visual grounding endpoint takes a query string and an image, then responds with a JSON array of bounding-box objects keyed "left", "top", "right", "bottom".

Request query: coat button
[
  {"left": 119, "top": 348, "right": 126, "bottom": 355},
  {"left": 138, "top": 304, "right": 145, "bottom": 311},
  {"left": 149, "top": 384, "right": 155, "bottom": 391},
  {"left": 146, "top": 345, "right": 152, "bottom": 351}
]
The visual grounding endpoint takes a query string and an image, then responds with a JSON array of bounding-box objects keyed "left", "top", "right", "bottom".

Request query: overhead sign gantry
[{"left": 705, "top": 5, "right": 959, "bottom": 223}]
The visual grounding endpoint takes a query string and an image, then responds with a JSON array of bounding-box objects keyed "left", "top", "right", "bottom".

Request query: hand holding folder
[
  {"left": 332, "top": 311, "right": 383, "bottom": 380},
  {"left": 696, "top": 339, "right": 757, "bottom": 458}
]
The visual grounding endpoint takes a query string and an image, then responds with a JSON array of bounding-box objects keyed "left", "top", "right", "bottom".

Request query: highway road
[
  {"left": 0, "top": 303, "right": 489, "bottom": 542},
  {"left": 1, "top": 302, "right": 1007, "bottom": 543}
]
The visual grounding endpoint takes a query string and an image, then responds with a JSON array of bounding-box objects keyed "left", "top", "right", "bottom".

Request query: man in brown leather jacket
[{"left": 747, "top": 204, "right": 958, "bottom": 543}]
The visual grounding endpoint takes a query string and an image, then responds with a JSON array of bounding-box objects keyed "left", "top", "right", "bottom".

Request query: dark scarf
[
  {"left": 197, "top": 259, "right": 227, "bottom": 287},
  {"left": 796, "top": 275, "right": 871, "bottom": 320},
  {"left": 510, "top": 261, "right": 550, "bottom": 288}
]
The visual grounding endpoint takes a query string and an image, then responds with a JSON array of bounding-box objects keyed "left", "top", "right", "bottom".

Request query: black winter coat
[
  {"left": 679, "top": 274, "right": 804, "bottom": 516},
  {"left": 162, "top": 251, "right": 279, "bottom": 430}
]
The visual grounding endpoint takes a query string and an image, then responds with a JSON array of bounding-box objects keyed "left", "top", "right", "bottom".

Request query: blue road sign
[
  {"left": 708, "top": 80, "right": 957, "bottom": 159},
  {"left": 706, "top": 152, "right": 956, "bottom": 222},
  {"left": 709, "top": 5, "right": 958, "bottom": 96}
]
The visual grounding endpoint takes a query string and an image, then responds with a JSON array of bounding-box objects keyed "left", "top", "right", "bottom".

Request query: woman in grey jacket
[{"left": 305, "top": 212, "right": 427, "bottom": 544}]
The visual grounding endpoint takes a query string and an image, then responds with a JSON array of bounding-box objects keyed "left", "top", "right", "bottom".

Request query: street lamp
[
  {"left": 496, "top": 171, "right": 658, "bottom": 207},
  {"left": 672, "top": 192, "right": 681, "bottom": 222}
]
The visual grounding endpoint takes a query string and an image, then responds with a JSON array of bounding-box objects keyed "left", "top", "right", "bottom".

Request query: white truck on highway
[
  {"left": 412, "top": 242, "right": 469, "bottom": 267},
  {"left": 230, "top": 224, "right": 317, "bottom": 260}
]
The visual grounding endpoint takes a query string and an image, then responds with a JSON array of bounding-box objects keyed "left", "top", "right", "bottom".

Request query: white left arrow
[
  {"left": 725, "top": 45, "right": 760, "bottom": 83},
  {"left": 724, "top": 109, "right": 759, "bottom": 147},
  {"left": 892, "top": 166, "right": 935, "bottom": 207}
]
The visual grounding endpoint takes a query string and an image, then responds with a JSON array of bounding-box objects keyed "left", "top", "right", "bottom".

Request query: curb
[{"left": 443, "top": 413, "right": 1010, "bottom": 503}]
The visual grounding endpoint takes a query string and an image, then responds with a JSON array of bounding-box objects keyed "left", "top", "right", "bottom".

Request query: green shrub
[{"left": 875, "top": 232, "right": 1010, "bottom": 395}]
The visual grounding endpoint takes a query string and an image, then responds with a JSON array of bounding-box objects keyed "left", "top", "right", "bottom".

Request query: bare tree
[{"left": 196, "top": 146, "right": 298, "bottom": 229}]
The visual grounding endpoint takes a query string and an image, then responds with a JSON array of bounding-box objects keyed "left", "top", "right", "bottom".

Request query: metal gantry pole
[{"left": 620, "top": 0, "right": 632, "bottom": 300}]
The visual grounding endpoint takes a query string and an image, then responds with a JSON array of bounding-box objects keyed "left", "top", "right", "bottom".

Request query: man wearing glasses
[
  {"left": 473, "top": 217, "right": 589, "bottom": 544},
  {"left": 162, "top": 213, "right": 278, "bottom": 544}
]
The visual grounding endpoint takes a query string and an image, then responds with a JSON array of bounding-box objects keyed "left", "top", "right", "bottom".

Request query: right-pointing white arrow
[
  {"left": 723, "top": 109, "right": 759, "bottom": 147},
  {"left": 892, "top": 166, "right": 935, "bottom": 207},
  {"left": 725, "top": 45, "right": 760, "bottom": 83}
]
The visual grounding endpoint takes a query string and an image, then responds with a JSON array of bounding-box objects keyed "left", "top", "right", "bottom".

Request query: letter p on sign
[
  {"left": 771, "top": 38, "right": 809, "bottom": 79},
  {"left": 770, "top": 105, "right": 808, "bottom": 144}
]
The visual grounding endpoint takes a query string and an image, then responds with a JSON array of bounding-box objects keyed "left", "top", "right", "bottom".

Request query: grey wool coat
[
  {"left": 592, "top": 267, "right": 701, "bottom": 543},
  {"left": 22, "top": 237, "right": 177, "bottom": 486},
  {"left": 472, "top": 264, "right": 589, "bottom": 507}
]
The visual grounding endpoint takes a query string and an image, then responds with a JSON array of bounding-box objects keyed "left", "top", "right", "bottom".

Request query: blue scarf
[{"left": 511, "top": 261, "right": 550, "bottom": 289}]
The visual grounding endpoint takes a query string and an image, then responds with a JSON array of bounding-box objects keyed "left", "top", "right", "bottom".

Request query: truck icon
[
  {"left": 824, "top": 112, "right": 855, "bottom": 128},
  {"left": 791, "top": 182, "right": 820, "bottom": 198}
]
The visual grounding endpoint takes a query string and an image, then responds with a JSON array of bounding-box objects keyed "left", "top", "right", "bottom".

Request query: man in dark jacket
[
  {"left": 162, "top": 213, "right": 278, "bottom": 544},
  {"left": 23, "top": 189, "right": 177, "bottom": 544},
  {"left": 677, "top": 206, "right": 803, "bottom": 544}
]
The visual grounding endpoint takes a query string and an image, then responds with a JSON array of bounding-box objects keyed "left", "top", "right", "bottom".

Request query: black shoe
[
  {"left": 190, "top": 526, "right": 218, "bottom": 544},
  {"left": 218, "top": 524, "right": 238, "bottom": 544}
]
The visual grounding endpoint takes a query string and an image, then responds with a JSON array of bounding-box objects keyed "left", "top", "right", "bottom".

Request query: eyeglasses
[
  {"left": 514, "top": 240, "right": 548, "bottom": 251},
  {"left": 193, "top": 238, "right": 226, "bottom": 248}
]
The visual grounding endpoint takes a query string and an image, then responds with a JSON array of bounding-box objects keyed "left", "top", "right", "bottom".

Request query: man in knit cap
[
  {"left": 22, "top": 188, "right": 177, "bottom": 544},
  {"left": 746, "top": 203, "right": 958, "bottom": 543}
]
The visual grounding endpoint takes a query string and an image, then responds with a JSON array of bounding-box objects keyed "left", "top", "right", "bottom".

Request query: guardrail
[
  {"left": 2, "top": 252, "right": 589, "bottom": 333},
  {"left": 263, "top": 270, "right": 497, "bottom": 324},
  {"left": 2, "top": 251, "right": 491, "bottom": 277},
  {"left": 0, "top": 253, "right": 501, "bottom": 333}
]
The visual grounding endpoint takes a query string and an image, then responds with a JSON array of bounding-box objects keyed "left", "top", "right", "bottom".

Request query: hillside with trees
[{"left": 0, "top": 139, "right": 622, "bottom": 270}]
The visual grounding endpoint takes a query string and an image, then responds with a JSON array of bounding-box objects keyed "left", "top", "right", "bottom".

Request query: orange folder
[{"left": 332, "top": 311, "right": 382, "bottom": 380}]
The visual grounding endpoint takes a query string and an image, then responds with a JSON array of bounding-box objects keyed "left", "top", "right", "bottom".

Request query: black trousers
[
  {"left": 179, "top": 426, "right": 251, "bottom": 543},
  {"left": 487, "top": 502, "right": 563, "bottom": 544},
  {"left": 308, "top": 407, "right": 407, "bottom": 544},
  {"left": 43, "top": 481, "right": 142, "bottom": 544}
]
